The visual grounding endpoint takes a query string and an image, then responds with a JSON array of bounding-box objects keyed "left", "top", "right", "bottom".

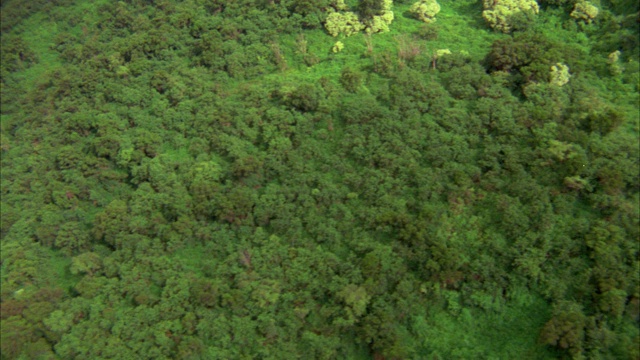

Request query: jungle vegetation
[{"left": 1, "top": 0, "right": 638, "bottom": 359}]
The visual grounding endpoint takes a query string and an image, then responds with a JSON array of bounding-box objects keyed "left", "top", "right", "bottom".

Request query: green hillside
[{"left": 1, "top": 0, "right": 638, "bottom": 358}]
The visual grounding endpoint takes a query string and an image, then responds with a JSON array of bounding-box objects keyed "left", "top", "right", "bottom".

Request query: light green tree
[
  {"left": 409, "top": 0, "right": 441, "bottom": 23},
  {"left": 607, "top": 50, "right": 622, "bottom": 75},
  {"left": 364, "top": 0, "right": 394, "bottom": 34},
  {"left": 549, "top": 63, "right": 571, "bottom": 86},
  {"left": 571, "top": 1, "right": 598, "bottom": 23},
  {"left": 434, "top": 48, "right": 452, "bottom": 59},
  {"left": 324, "top": 11, "right": 364, "bottom": 37},
  {"left": 331, "top": 0, "right": 348, "bottom": 11},
  {"left": 482, "top": 0, "right": 539, "bottom": 33},
  {"left": 332, "top": 41, "right": 344, "bottom": 53},
  {"left": 365, "top": 10, "right": 394, "bottom": 33},
  {"left": 325, "top": 0, "right": 394, "bottom": 36}
]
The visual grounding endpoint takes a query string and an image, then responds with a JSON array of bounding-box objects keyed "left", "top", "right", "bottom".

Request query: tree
[
  {"left": 340, "top": 66, "right": 364, "bottom": 93},
  {"left": 540, "top": 301, "right": 587, "bottom": 358},
  {"left": 281, "top": 83, "right": 321, "bottom": 112},
  {"left": 92, "top": 200, "right": 130, "bottom": 249},
  {"left": 359, "top": 0, "right": 394, "bottom": 33},
  {"left": 482, "top": 0, "right": 539, "bottom": 33},
  {"left": 55, "top": 222, "right": 90, "bottom": 256},
  {"left": 324, "top": 11, "right": 364, "bottom": 37},
  {"left": 409, "top": 0, "right": 441, "bottom": 23},
  {"left": 288, "top": 0, "right": 332, "bottom": 16},
  {"left": 358, "top": 0, "right": 389, "bottom": 19},
  {"left": 337, "top": 284, "right": 371, "bottom": 323},
  {"left": 571, "top": 1, "right": 599, "bottom": 23},
  {"left": 549, "top": 63, "right": 571, "bottom": 86},
  {"left": 70, "top": 252, "right": 103, "bottom": 276}
]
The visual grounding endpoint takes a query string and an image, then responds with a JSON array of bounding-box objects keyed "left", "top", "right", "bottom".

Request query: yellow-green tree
[
  {"left": 409, "top": 0, "right": 441, "bottom": 23},
  {"left": 570, "top": 1, "right": 598, "bottom": 23},
  {"left": 324, "top": 11, "right": 364, "bottom": 37},
  {"left": 482, "top": 0, "right": 539, "bottom": 33}
]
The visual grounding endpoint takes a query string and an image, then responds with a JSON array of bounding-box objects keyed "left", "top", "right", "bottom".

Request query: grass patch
[{"left": 415, "top": 289, "right": 557, "bottom": 359}]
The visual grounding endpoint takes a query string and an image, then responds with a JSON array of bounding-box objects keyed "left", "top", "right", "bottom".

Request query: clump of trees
[{"left": 324, "top": 0, "right": 395, "bottom": 36}]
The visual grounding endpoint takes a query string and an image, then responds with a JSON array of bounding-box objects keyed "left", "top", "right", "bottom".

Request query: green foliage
[
  {"left": 338, "top": 284, "right": 371, "bottom": 318},
  {"left": 340, "top": 66, "right": 365, "bottom": 93},
  {"left": 281, "top": 83, "right": 322, "bottom": 112},
  {"left": 540, "top": 301, "right": 587, "bottom": 357},
  {"left": 354, "top": 0, "right": 391, "bottom": 23},
  {"left": 361, "top": 0, "right": 394, "bottom": 34},
  {"left": 0, "top": 0, "right": 637, "bottom": 358},
  {"left": 414, "top": 22, "right": 440, "bottom": 40},
  {"left": 484, "top": 32, "right": 571, "bottom": 90},
  {"left": 69, "top": 252, "right": 103, "bottom": 276},
  {"left": 0, "top": 35, "right": 38, "bottom": 79}
]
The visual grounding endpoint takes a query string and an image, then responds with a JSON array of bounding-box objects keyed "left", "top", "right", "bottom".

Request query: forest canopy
[{"left": 1, "top": 0, "right": 639, "bottom": 359}]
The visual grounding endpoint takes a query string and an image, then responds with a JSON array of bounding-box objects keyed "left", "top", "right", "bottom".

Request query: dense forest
[{"left": 1, "top": 0, "right": 638, "bottom": 358}]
